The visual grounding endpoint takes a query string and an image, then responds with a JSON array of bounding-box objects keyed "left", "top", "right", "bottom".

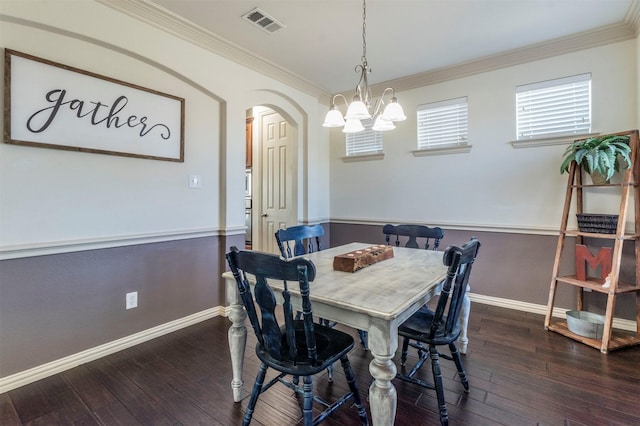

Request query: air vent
[{"left": 242, "top": 8, "right": 286, "bottom": 33}]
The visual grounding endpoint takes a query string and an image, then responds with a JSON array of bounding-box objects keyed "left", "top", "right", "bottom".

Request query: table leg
[
  {"left": 367, "top": 320, "right": 398, "bottom": 426},
  {"left": 226, "top": 279, "right": 247, "bottom": 402},
  {"left": 458, "top": 284, "right": 471, "bottom": 354}
]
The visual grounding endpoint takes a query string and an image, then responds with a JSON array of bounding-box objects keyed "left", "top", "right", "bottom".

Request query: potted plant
[{"left": 560, "top": 134, "right": 632, "bottom": 184}]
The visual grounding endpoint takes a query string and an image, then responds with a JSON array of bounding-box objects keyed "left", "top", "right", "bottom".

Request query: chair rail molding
[
  {"left": 0, "top": 228, "right": 223, "bottom": 260},
  {"left": 330, "top": 218, "right": 560, "bottom": 236}
]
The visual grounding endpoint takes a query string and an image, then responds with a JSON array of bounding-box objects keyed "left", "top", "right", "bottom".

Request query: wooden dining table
[{"left": 224, "top": 242, "right": 470, "bottom": 425}]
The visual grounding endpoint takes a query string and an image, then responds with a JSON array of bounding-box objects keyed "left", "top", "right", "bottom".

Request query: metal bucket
[{"left": 566, "top": 310, "right": 605, "bottom": 339}]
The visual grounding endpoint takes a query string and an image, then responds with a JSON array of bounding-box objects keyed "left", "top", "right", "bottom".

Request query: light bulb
[
  {"left": 372, "top": 116, "right": 395, "bottom": 131},
  {"left": 342, "top": 118, "right": 365, "bottom": 133},
  {"left": 381, "top": 99, "right": 407, "bottom": 122},
  {"left": 345, "top": 99, "right": 371, "bottom": 120},
  {"left": 323, "top": 108, "right": 345, "bottom": 127}
]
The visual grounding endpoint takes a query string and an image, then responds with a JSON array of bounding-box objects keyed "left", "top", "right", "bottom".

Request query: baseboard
[
  {"left": 469, "top": 293, "right": 637, "bottom": 332},
  {"left": 1, "top": 297, "right": 635, "bottom": 394},
  {"left": 0, "top": 306, "right": 226, "bottom": 394}
]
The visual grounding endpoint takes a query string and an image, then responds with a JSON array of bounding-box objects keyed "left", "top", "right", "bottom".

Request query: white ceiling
[{"left": 142, "top": 0, "right": 636, "bottom": 96}]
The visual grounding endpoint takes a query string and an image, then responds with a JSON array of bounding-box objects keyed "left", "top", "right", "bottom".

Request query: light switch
[{"left": 189, "top": 174, "right": 202, "bottom": 188}]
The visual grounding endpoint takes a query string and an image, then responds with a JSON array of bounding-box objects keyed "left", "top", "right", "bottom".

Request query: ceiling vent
[{"left": 242, "top": 8, "right": 286, "bottom": 33}]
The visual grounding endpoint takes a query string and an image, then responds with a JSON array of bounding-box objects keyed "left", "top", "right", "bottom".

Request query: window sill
[
  {"left": 341, "top": 152, "right": 385, "bottom": 162},
  {"left": 510, "top": 132, "right": 599, "bottom": 149},
  {"left": 412, "top": 144, "right": 472, "bottom": 157}
]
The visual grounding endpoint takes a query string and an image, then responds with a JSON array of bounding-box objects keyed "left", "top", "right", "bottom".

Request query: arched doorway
[{"left": 246, "top": 105, "right": 298, "bottom": 254}]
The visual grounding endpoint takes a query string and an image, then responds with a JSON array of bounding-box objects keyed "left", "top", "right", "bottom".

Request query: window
[
  {"left": 417, "top": 97, "right": 468, "bottom": 149},
  {"left": 346, "top": 118, "right": 383, "bottom": 156},
  {"left": 516, "top": 73, "right": 591, "bottom": 140}
]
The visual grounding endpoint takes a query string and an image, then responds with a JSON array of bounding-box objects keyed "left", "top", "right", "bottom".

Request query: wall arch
[{"left": 244, "top": 89, "right": 310, "bottom": 225}]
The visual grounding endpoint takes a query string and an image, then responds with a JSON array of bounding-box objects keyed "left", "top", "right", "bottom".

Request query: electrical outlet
[{"left": 126, "top": 291, "right": 138, "bottom": 310}]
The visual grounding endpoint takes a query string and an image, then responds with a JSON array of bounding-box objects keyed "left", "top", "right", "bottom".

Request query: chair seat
[
  {"left": 256, "top": 321, "right": 355, "bottom": 376},
  {"left": 398, "top": 307, "right": 461, "bottom": 346}
]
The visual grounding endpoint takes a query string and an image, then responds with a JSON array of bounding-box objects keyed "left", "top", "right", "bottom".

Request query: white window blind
[
  {"left": 516, "top": 73, "right": 591, "bottom": 140},
  {"left": 417, "top": 97, "right": 468, "bottom": 149},
  {"left": 346, "top": 119, "right": 383, "bottom": 156}
]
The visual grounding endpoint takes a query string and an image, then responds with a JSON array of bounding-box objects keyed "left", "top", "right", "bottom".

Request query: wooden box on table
[{"left": 333, "top": 245, "right": 394, "bottom": 273}]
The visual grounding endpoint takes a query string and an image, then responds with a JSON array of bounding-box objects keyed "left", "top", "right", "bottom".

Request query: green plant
[{"left": 560, "top": 134, "right": 632, "bottom": 181}]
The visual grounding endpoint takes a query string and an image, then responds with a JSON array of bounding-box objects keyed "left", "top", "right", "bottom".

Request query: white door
[{"left": 258, "top": 110, "right": 295, "bottom": 254}]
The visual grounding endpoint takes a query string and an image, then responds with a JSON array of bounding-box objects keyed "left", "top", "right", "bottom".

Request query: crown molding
[
  {"left": 97, "top": 0, "right": 637, "bottom": 102},
  {"left": 625, "top": 0, "right": 640, "bottom": 35},
  {"left": 95, "top": 0, "right": 327, "bottom": 100},
  {"left": 368, "top": 21, "right": 637, "bottom": 96}
]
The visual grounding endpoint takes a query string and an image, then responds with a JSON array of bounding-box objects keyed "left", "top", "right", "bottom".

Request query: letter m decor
[{"left": 575, "top": 244, "right": 613, "bottom": 282}]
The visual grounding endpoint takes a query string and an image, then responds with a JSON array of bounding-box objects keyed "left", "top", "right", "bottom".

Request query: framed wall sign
[{"left": 4, "top": 49, "right": 185, "bottom": 162}]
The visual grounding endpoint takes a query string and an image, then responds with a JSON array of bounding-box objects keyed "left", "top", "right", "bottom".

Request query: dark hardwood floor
[{"left": 2, "top": 304, "right": 640, "bottom": 425}]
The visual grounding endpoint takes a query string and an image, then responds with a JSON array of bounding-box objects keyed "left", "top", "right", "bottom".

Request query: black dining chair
[
  {"left": 225, "top": 247, "right": 369, "bottom": 426},
  {"left": 383, "top": 223, "right": 444, "bottom": 251},
  {"left": 275, "top": 223, "right": 324, "bottom": 259},
  {"left": 275, "top": 224, "right": 330, "bottom": 342},
  {"left": 275, "top": 225, "right": 327, "bottom": 330},
  {"left": 382, "top": 224, "right": 445, "bottom": 357},
  {"left": 351, "top": 223, "right": 446, "bottom": 351},
  {"left": 395, "top": 237, "right": 480, "bottom": 426},
  {"left": 276, "top": 224, "right": 369, "bottom": 355}
]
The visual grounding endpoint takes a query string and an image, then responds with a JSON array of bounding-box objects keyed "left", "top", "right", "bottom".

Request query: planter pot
[{"left": 589, "top": 171, "right": 609, "bottom": 185}]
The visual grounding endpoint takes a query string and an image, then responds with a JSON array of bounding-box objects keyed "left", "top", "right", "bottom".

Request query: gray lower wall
[
  {"left": 0, "top": 224, "right": 635, "bottom": 382},
  {"left": 0, "top": 235, "right": 243, "bottom": 378}
]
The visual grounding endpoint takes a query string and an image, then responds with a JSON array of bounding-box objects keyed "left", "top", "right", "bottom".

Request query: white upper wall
[
  {"left": 1, "top": 0, "right": 636, "bottom": 256},
  {"left": 330, "top": 40, "right": 637, "bottom": 233},
  {"left": 0, "top": 0, "right": 330, "bottom": 256}
]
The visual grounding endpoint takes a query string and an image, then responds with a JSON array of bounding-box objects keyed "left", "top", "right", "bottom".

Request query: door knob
[{"left": 261, "top": 213, "right": 268, "bottom": 217}]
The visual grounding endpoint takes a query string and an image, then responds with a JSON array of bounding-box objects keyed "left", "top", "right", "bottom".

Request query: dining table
[{"left": 224, "top": 242, "right": 471, "bottom": 425}]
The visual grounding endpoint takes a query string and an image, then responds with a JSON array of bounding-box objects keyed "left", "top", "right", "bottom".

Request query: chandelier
[{"left": 322, "top": 0, "right": 406, "bottom": 133}]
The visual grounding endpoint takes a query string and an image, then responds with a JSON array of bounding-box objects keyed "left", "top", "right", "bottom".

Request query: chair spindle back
[
  {"left": 276, "top": 224, "right": 325, "bottom": 258},
  {"left": 226, "top": 247, "right": 319, "bottom": 364},
  {"left": 383, "top": 224, "right": 444, "bottom": 250},
  {"left": 431, "top": 237, "right": 480, "bottom": 339}
]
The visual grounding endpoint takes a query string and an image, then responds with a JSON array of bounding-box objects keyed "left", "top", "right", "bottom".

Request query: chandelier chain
[
  {"left": 322, "top": 0, "right": 405, "bottom": 132},
  {"left": 361, "top": 0, "right": 367, "bottom": 62}
]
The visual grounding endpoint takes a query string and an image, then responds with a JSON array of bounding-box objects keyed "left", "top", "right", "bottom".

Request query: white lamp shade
[
  {"left": 323, "top": 108, "right": 346, "bottom": 127},
  {"left": 372, "top": 116, "right": 395, "bottom": 131},
  {"left": 381, "top": 101, "right": 407, "bottom": 122},
  {"left": 342, "top": 118, "right": 365, "bottom": 133},
  {"left": 345, "top": 100, "right": 371, "bottom": 120}
]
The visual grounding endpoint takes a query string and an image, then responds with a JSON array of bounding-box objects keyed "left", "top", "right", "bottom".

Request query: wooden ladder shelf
[{"left": 544, "top": 129, "right": 640, "bottom": 353}]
